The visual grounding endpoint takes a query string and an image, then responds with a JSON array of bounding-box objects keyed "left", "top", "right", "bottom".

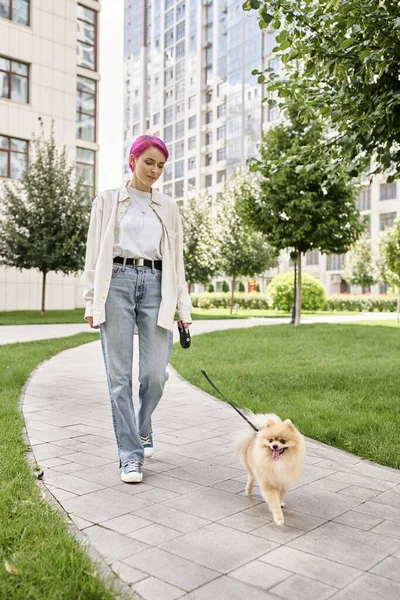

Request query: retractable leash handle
[{"left": 201, "top": 370, "right": 259, "bottom": 432}]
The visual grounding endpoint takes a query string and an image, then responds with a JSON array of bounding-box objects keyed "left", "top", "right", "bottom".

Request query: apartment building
[{"left": 0, "top": 0, "right": 100, "bottom": 310}]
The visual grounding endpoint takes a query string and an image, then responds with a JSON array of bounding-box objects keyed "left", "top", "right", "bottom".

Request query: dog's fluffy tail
[{"left": 235, "top": 412, "right": 281, "bottom": 459}]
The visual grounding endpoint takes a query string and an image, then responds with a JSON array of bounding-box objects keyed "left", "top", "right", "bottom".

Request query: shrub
[
  {"left": 238, "top": 281, "right": 245, "bottom": 292},
  {"left": 190, "top": 292, "right": 269, "bottom": 310},
  {"left": 267, "top": 272, "right": 326, "bottom": 311},
  {"left": 222, "top": 280, "right": 230, "bottom": 292},
  {"left": 327, "top": 294, "right": 397, "bottom": 312},
  {"left": 207, "top": 283, "right": 215, "bottom": 292}
]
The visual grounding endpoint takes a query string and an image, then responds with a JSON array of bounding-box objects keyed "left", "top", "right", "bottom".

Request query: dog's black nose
[{"left": 272, "top": 444, "right": 278, "bottom": 450}]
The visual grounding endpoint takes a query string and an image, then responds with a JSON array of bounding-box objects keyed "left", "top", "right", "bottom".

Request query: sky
[{"left": 97, "top": 0, "right": 124, "bottom": 192}]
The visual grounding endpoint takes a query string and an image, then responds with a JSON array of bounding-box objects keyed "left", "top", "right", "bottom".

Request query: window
[
  {"left": 77, "top": 5, "right": 96, "bottom": 70},
  {"left": 188, "top": 177, "right": 196, "bottom": 188},
  {"left": 175, "top": 100, "right": 184, "bottom": 117},
  {"left": 205, "top": 23, "right": 213, "bottom": 42},
  {"left": 217, "top": 147, "right": 226, "bottom": 161},
  {"left": 380, "top": 212, "right": 397, "bottom": 230},
  {"left": 164, "top": 106, "right": 173, "bottom": 124},
  {"left": 205, "top": 153, "right": 212, "bottom": 166},
  {"left": 164, "top": 183, "right": 172, "bottom": 195},
  {"left": 188, "top": 157, "right": 196, "bottom": 170},
  {"left": 176, "top": 79, "right": 185, "bottom": 100},
  {"left": 217, "top": 170, "right": 226, "bottom": 184},
  {"left": 165, "top": 9, "right": 174, "bottom": 29},
  {"left": 76, "top": 147, "right": 95, "bottom": 195},
  {"left": 176, "top": 41, "right": 185, "bottom": 58},
  {"left": 217, "top": 82, "right": 226, "bottom": 98},
  {"left": 77, "top": 76, "right": 96, "bottom": 142},
  {"left": 205, "top": 174, "right": 212, "bottom": 188},
  {"left": 206, "top": 90, "right": 212, "bottom": 103},
  {"left": 268, "top": 105, "right": 280, "bottom": 121},
  {"left": 217, "top": 125, "right": 226, "bottom": 140},
  {"left": 175, "top": 119, "right": 184, "bottom": 139},
  {"left": 176, "top": 1, "right": 185, "bottom": 21},
  {"left": 164, "top": 125, "right": 173, "bottom": 143},
  {"left": 326, "top": 254, "right": 346, "bottom": 270},
  {"left": 165, "top": 28, "right": 174, "bottom": 48},
  {"left": 217, "top": 104, "right": 226, "bottom": 118},
  {"left": 380, "top": 182, "right": 397, "bottom": 201},
  {"left": 175, "top": 160, "right": 184, "bottom": 178},
  {"left": 205, "top": 111, "right": 213, "bottom": 124},
  {"left": 166, "top": 0, "right": 174, "bottom": 8},
  {"left": 357, "top": 186, "right": 371, "bottom": 211},
  {"left": 175, "top": 180, "right": 184, "bottom": 197},
  {"left": 165, "top": 87, "right": 173, "bottom": 105},
  {"left": 206, "top": 47, "right": 213, "bottom": 67},
  {"left": 0, "top": 135, "right": 28, "bottom": 179},
  {"left": 165, "top": 66, "right": 174, "bottom": 82},
  {"left": 188, "top": 136, "right": 196, "bottom": 149},
  {"left": 153, "top": 112, "right": 160, "bottom": 125},
  {"left": 0, "top": 56, "right": 29, "bottom": 102},
  {"left": 205, "top": 132, "right": 212, "bottom": 146},
  {"left": 175, "top": 140, "right": 184, "bottom": 158},
  {"left": 176, "top": 21, "right": 185, "bottom": 41},
  {"left": 268, "top": 58, "right": 281, "bottom": 72},
  {"left": 0, "top": 0, "right": 30, "bottom": 25},
  {"left": 176, "top": 60, "right": 185, "bottom": 80},
  {"left": 306, "top": 250, "right": 319, "bottom": 266},
  {"left": 188, "top": 116, "right": 196, "bottom": 129},
  {"left": 163, "top": 163, "right": 172, "bottom": 181},
  {"left": 188, "top": 95, "right": 196, "bottom": 110}
]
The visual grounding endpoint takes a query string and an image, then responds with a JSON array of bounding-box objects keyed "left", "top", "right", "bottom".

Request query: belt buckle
[{"left": 135, "top": 258, "right": 145, "bottom": 267}]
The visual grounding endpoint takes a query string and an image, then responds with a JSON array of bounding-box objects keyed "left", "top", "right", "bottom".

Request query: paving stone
[
  {"left": 43, "top": 473, "right": 105, "bottom": 496},
  {"left": 260, "top": 546, "right": 362, "bottom": 588},
  {"left": 100, "top": 514, "right": 151, "bottom": 534},
  {"left": 48, "top": 486, "right": 77, "bottom": 502},
  {"left": 269, "top": 573, "right": 336, "bottom": 600},
  {"left": 183, "top": 575, "right": 281, "bottom": 599},
  {"left": 143, "top": 473, "right": 203, "bottom": 494},
  {"left": 135, "top": 504, "right": 211, "bottom": 533},
  {"left": 110, "top": 561, "right": 148, "bottom": 584},
  {"left": 83, "top": 525, "right": 150, "bottom": 562},
  {"left": 370, "top": 557, "right": 400, "bottom": 583},
  {"left": 133, "top": 576, "right": 184, "bottom": 600},
  {"left": 128, "top": 523, "right": 183, "bottom": 546},
  {"left": 329, "top": 572, "right": 400, "bottom": 600},
  {"left": 372, "top": 486, "right": 400, "bottom": 510},
  {"left": 284, "top": 486, "right": 360, "bottom": 520},
  {"left": 163, "top": 486, "right": 256, "bottom": 521},
  {"left": 63, "top": 488, "right": 149, "bottom": 523},
  {"left": 164, "top": 461, "right": 241, "bottom": 486},
  {"left": 353, "top": 501, "right": 400, "bottom": 523},
  {"left": 69, "top": 514, "right": 93, "bottom": 529},
  {"left": 59, "top": 451, "right": 113, "bottom": 468},
  {"left": 218, "top": 512, "right": 269, "bottom": 532},
  {"left": 333, "top": 510, "right": 384, "bottom": 531},
  {"left": 337, "top": 485, "right": 382, "bottom": 501},
  {"left": 160, "top": 523, "right": 277, "bottom": 573},
  {"left": 124, "top": 548, "right": 219, "bottom": 592},
  {"left": 212, "top": 479, "right": 247, "bottom": 493},
  {"left": 370, "top": 519, "right": 400, "bottom": 540},
  {"left": 251, "top": 522, "right": 304, "bottom": 544},
  {"left": 229, "top": 559, "right": 291, "bottom": 590},
  {"left": 326, "top": 471, "right": 395, "bottom": 492},
  {"left": 134, "top": 487, "right": 179, "bottom": 503}
]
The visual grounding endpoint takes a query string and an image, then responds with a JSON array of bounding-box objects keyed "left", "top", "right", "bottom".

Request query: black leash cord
[{"left": 201, "top": 370, "right": 259, "bottom": 432}]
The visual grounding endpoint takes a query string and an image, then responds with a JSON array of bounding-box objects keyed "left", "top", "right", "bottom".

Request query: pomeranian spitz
[{"left": 236, "top": 413, "right": 305, "bottom": 526}]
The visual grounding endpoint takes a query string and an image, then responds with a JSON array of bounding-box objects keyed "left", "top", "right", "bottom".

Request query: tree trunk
[
  {"left": 397, "top": 289, "right": 400, "bottom": 325},
  {"left": 41, "top": 271, "right": 47, "bottom": 316},
  {"left": 188, "top": 282, "right": 192, "bottom": 294},
  {"left": 230, "top": 277, "right": 236, "bottom": 314},
  {"left": 295, "top": 250, "right": 302, "bottom": 326}
]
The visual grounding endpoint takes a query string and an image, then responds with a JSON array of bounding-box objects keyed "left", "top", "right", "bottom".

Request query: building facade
[{"left": 0, "top": 0, "right": 100, "bottom": 311}]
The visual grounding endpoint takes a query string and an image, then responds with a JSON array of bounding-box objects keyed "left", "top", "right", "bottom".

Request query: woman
[{"left": 83, "top": 135, "right": 192, "bottom": 483}]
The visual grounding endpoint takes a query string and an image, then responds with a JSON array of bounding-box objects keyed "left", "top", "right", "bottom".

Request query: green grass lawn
[
  {"left": 0, "top": 333, "right": 130, "bottom": 600},
  {"left": 0, "top": 307, "right": 395, "bottom": 325},
  {"left": 170, "top": 322, "right": 400, "bottom": 469}
]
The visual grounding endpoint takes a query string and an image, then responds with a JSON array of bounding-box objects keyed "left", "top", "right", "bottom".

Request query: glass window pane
[
  {"left": 77, "top": 76, "right": 96, "bottom": 94},
  {"left": 76, "top": 147, "right": 95, "bottom": 164},
  {"left": 0, "top": 136, "right": 9, "bottom": 149},
  {"left": 0, "top": 71, "right": 9, "bottom": 98},
  {"left": 12, "top": 61, "right": 28, "bottom": 76},
  {"left": 76, "top": 114, "right": 95, "bottom": 141},
  {"left": 77, "top": 41, "right": 95, "bottom": 69},
  {"left": 77, "top": 91, "right": 95, "bottom": 115},
  {"left": 0, "top": 57, "right": 10, "bottom": 70},
  {"left": 0, "top": 0, "right": 10, "bottom": 19},
  {"left": 77, "top": 163, "right": 94, "bottom": 185},
  {"left": 10, "top": 150, "right": 27, "bottom": 179},
  {"left": 11, "top": 74, "right": 28, "bottom": 102},
  {"left": 10, "top": 138, "right": 27, "bottom": 152},
  {"left": 77, "top": 20, "right": 95, "bottom": 45},
  {"left": 12, "top": 0, "right": 29, "bottom": 25},
  {"left": 78, "top": 5, "right": 95, "bottom": 24},
  {"left": 0, "top": 151, "right": 8, "bottom": 176}
]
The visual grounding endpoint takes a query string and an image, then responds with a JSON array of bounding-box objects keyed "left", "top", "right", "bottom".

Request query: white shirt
[{"left": 113, "top": 187, "right": 162, "bottom": 260}]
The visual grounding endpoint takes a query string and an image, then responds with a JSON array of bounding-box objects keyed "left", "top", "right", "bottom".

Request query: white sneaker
[
  {"left": 121, "top": 460, "right": 143, "bottom": 483},
  {"left": 141, "top": 433, "right": 155, "bottom": 459}
]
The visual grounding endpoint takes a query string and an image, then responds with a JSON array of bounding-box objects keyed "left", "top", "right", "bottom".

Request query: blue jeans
[{"left": 100, "top": 264, "right": 172, "bottom": 468}]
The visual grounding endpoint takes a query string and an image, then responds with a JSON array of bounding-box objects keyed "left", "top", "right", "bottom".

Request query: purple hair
[{"left": 128, "top": 135, "right": 169, "bottom": 172}]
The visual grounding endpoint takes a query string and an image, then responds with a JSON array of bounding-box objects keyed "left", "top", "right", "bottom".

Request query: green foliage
[
  {"left": 207, "top": 283, "right": 215, "bottom": 292},
  {"left": 191, "top": 292, "right": 269, "bottom": 310},
  {"left": 246, "top": 0, "right": 400, "bottom": 178},
  {"left": 342, "top": 234, "right": 379, "bottom": 289},
  {"left": 327, "top": 294, "right": 397, "bottom": 312},
  {"left": 379, "top": 218, "right": 400, "bottom": 289},
  {"left": 222, "top": 280, "right": 230, "bottom": 292},
  {"left": 181, "top": 192, "right": 219, "bottom": 286},
  {"left": 268, "top": 272, "right": 326, "bottom": 311},
  {"left": 238, "top": 281, "right": 246, "bottom": 292}
]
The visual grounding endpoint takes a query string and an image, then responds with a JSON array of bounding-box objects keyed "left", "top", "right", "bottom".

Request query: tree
[
  {"left": 0, "top": 126, "right": 90, "bottom": 315},
  {"left": 342, "top": 233, "right": 379, "bottom": 291},
  {"left": 244, "top": 0, "right": 400, "bottom": 179},
  {"left": 239, "top": 111, "right": 363, "bottom": 324},
  {"left": 379, "top": 218, "right": 400, "bottom": 322},
  {"left": 180, "top": 192, "right": 219, "bottom": 293},
  {"left": 217, "top": 169, "right": 277, "bottom": 313}
]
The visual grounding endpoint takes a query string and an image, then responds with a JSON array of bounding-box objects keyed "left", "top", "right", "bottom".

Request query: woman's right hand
[{"left": 86, "top": 317, "right": 100, "bottom": 329}]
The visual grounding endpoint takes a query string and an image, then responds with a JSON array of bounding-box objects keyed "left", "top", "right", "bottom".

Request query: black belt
[{"left": 113, "top": 256, "right": 162, "bottom": 271}]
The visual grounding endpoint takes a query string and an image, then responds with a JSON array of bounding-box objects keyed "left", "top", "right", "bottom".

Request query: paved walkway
[{"left": 20, "top": 318, "right": 400, "bottom": 599}]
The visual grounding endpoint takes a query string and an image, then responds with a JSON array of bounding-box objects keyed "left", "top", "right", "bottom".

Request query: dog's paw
[
  {"left": 280, "top": 501, "right": 285, "bottom": 507},
  {"left": 274, "top": 516, "right": 284, "bottom": 527},
  {"left": 245, "top": 487, "right": 252, "bottom": 496}
]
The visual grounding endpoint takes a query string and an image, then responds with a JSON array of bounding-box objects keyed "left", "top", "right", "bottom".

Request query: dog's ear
[{"left": 284, "top": 419, "right": 294, "bottom": 428}]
